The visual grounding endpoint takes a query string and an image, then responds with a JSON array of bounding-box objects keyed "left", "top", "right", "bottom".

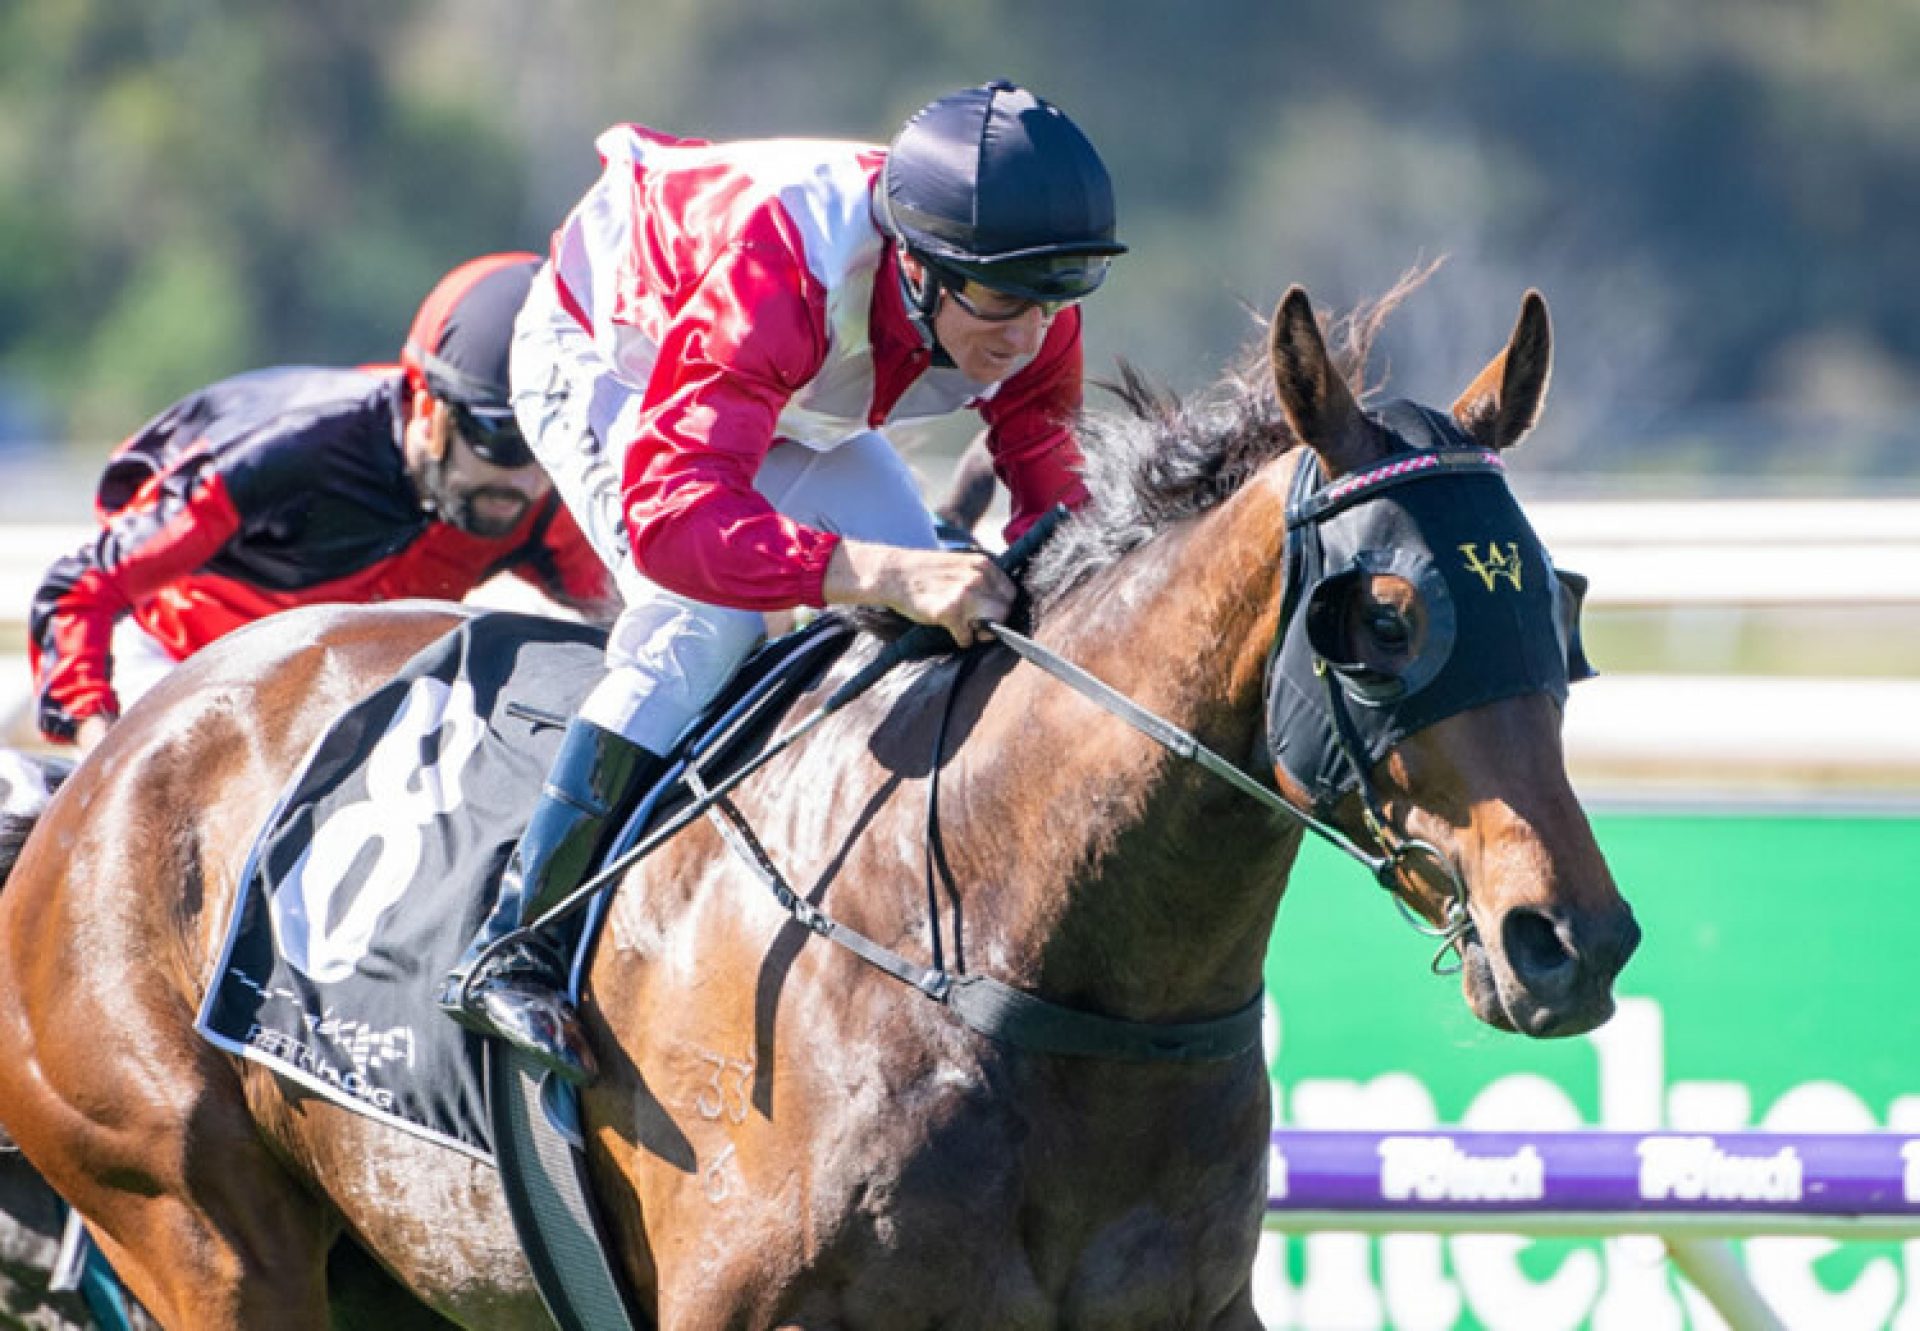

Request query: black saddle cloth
[{"left": 195, "top": 609, "right": 853, "bottom": 1158}]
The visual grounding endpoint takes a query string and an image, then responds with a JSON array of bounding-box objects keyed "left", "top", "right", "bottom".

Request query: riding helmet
[
  {"left": 400, "top": 252, "right": 540, "bottom": 466},
  {"left": 879, "top": 81, "right": 1126, "bottom": 304}
]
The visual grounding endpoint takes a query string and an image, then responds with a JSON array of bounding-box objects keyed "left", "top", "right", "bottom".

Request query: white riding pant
[
  {"left": 512, "top": 304, "right": 939, "bottom": 755},
  {"left": 111, "top": 617, "right": 181, "bottom": 713}
]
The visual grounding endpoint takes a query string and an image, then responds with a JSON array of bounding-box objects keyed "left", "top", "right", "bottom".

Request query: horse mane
[{"left": 1026, "top": 265, "right": 1432, "bottom": 614}]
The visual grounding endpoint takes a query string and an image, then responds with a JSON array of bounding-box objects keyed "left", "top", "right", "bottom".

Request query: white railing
[
  {"left": 5, "top": 502, "right": 1920, "bottom": 780},
  {"left": 1526, "top": 498, "right": 1920, "bottom": 608},
  {"left": 12, "top": 499, "right": 1917, "bottom": 611},
  {"left": 11, "top": 500, "right": 1917, "bottom": 606}
]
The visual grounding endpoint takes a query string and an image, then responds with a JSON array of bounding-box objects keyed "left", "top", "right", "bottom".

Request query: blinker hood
[{"left": 1264, "top": 400, "right": 1592, "bottom": 815}]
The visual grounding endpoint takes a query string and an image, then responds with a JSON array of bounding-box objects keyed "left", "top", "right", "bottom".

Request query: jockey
[
  {"left": 28, "top": 253, "right": 615, "bottom": 752},
  {"left": 440, "top": 81, "right": 1125, "bottom": 1082}
]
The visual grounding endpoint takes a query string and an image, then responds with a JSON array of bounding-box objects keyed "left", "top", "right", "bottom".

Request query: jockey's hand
[
  {"left": 823, "top": 539, "right": 1017, "bottom": 649},
  {"left": 74, "top": 714, "right": 114, "bottom": 756}
]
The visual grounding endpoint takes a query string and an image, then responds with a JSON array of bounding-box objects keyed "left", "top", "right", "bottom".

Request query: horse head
[{"left": 1265, "top": 285, "right": 1637, "bottom": 1037}]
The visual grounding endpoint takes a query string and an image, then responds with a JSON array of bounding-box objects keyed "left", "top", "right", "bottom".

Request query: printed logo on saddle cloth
[{"left": 196, "top": 611, "right": 608, "bottom": 1161}]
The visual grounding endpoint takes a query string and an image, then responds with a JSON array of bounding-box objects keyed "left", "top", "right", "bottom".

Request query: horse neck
[{"left": 957, "top": 458, "right": 1307, "bottom": 1023}]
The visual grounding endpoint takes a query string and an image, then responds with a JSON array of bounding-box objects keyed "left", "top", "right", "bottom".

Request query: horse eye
[{"left": 1366, "top": 606, "right": 1411, "bottom": 650}]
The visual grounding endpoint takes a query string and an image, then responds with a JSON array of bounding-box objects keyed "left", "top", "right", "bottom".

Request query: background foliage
[{"left": 2, "top": 0, "right": 1916, "bottom": 489}]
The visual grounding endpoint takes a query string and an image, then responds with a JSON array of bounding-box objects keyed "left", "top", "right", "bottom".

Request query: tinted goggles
[
  {"left": 447, "top": 402, "right": 534, "bottom": 468},
  {"left": 930, "top": 251, "right": 1111, "bottom": 320},
  {"left": 939, "top": 276, "right": 1082, "bottom": 323}
]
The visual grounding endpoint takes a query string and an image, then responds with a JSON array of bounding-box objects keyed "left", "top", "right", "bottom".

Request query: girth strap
[{"left": 944, "top": 976, "right": 1266, "bottom": 1064}]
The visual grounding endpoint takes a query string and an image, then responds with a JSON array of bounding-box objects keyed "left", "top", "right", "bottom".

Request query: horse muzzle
[{"left": 1462, "top": 900, "right": 1642, "bottom": 1038}]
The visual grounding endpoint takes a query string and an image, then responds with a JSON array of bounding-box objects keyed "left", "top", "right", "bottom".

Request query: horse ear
[
  {"left": 1269, "top": 286, "right": 1372, "bottom": 475},
  {"left": 1450, "top": 290, "right": 1552, "bottom": 451}
]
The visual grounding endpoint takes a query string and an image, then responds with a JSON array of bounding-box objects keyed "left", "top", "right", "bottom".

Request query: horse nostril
[{"left": 1503, "top": 908, "right": 1577, "bottom": 998}]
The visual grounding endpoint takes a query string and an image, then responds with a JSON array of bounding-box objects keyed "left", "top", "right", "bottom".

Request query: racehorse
[{"left": 0, "top": 285, "right": 1637, "bottom": 1329}]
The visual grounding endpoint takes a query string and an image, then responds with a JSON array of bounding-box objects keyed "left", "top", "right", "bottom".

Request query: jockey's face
[
  {"left": 405, "top": 389, "right": 551, "bottom": 537},
  {"left": 904, "top": 254, "right": 1057, "bottom": 387}
]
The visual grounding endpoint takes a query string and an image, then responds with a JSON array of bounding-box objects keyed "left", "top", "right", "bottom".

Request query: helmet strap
[{"left": 896, "top": 247, "right": 955, "bottom": 367}]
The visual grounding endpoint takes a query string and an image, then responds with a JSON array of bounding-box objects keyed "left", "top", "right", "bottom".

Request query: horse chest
[
  {"left": 790, "top": 1083, "right": 1265, "bottom": 1326},
  {"left": 630, "top": 1050, "right": 1267, "bottom": 1328}
]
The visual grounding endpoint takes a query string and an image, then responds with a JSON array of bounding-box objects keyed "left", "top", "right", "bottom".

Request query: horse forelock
[{"left": 1027, "top": 279, "right": 1413, "bottom": 617}]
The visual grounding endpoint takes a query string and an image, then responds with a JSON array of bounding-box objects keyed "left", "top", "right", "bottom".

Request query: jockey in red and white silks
[
  {"left": 445, "top": 82, "right": 1126, "bottom": 1083},
  {"left": 513, "top": 123, "right": 1092, "bottom": 753}
]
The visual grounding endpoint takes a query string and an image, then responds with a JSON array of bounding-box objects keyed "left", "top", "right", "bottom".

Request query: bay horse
[{"left": 0, "top": 285, "right": 1637, "bottom": 1329}]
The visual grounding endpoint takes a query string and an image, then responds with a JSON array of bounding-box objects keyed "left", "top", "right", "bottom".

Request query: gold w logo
[{"left": 1459, "top": 541, "right": 1525, "bottom": 592}]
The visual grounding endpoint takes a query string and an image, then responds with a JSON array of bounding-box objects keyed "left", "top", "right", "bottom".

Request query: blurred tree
[
  {"left": 0, "top": 0, "right": 530, "bottom": 442},
  {"left": 2, "top": 0, "right": 1915, "bottom": 483}
]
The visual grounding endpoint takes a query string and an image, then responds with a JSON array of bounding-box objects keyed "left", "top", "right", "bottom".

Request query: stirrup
[
  {"left": 465, "top": 989, "right": 598, "bottom": 1086},
  {"left": 439, "top": 927, "right": 551, "bottom": 1012},
  {"left": 447, "top": 942, "right": 599, "bottom": 1085}
]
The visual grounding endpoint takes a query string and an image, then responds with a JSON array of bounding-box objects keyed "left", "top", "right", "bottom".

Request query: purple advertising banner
[{"left": 1267, "top": 1130, "right": 1920, "bottom": 1216}]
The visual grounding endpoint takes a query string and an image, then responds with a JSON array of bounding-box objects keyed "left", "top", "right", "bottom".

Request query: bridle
[{"left": 994, "top": 409, "right": 1591, "bottom": 973}]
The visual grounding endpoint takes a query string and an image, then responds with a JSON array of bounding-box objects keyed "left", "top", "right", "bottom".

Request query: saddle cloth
[{"left": 195, "top": 608, "right": 851, "bottom": 1159}]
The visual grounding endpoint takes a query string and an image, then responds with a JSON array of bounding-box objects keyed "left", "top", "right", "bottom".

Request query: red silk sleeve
[
  {"left": 978, "top": 307, "right": 1091, "bottom": 540},
  {"left": 617, "top": 230, "right": 843, "bottom": 610}
]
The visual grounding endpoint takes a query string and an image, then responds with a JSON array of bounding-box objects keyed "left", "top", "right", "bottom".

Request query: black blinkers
[{"left": 1264, "top": 401, "right": 1594, "bottom": 814}]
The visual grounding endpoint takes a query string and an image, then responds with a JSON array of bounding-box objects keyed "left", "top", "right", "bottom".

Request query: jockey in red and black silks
[{"left": 28, "top": 253, "right": 614, "bottom": 746}]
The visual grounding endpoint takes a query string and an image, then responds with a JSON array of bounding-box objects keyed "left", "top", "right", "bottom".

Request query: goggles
[
  {"left": 927, "top": 250, "right": 1111, "bottom": 310},
  {"left": 939, "top": 276, "right": 1082, "bottom": 323},
  {"left": 446, "top": 401, "right": 534, "bottom": 469}
]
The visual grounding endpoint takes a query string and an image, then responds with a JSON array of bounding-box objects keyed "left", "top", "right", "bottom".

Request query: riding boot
[{"left": 438, "top": 717, "right": 661, "bottom": 1085}]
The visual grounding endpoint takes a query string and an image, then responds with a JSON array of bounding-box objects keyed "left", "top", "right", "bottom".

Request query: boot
[{"left": 439, "top": 717, "right": 661, "bottom": 1084}]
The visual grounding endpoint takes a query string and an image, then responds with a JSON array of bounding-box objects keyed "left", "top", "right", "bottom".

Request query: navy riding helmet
[{"left": 878, "top": 80, "right": 1127, "bottom": 306}]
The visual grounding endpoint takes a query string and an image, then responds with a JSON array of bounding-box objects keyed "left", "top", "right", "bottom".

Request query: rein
[
  {"left": 989, "top": 622, "right": 1472, "bottom": 974},
  {"left": 665, "top": 589, "right": 1466, "bottom": 1066}
]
